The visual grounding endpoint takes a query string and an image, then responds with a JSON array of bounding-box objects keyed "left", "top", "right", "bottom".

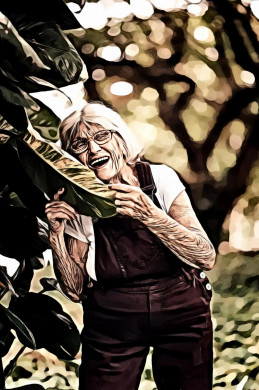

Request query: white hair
[{"left": 59, "top": 101, "right": 143, "bottom": 165}]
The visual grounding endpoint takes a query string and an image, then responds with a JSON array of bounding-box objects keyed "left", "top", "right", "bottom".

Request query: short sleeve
[{"left": 151, "top": 164, "right": 185, "bottom": 213}]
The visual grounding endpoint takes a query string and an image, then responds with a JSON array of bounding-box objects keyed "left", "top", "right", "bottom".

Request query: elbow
[
  {"left": 67, "top": 290, "right": 82, "bottom": 303},
  {"left": 203, "top": 248, "right": 216, "bottom": 271},
  {"left": 60, "top": 285, "right": 82, "bottom": 303}
]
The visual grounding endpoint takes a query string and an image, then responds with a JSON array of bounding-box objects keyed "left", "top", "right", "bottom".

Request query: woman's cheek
[{"left": 78, "top": 153, "right": 88, "bottom": 166}]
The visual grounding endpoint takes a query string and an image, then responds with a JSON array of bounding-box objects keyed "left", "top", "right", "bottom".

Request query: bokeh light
[
  {"left": 240, "top": 70, "right": 256, "bottom": 85},
  {"left": 187, "top": 3, "right": 208, "bottom": 17},
  {"left": 130, "top": 0, "right": 154, "bottom": 19},
  {"left": 107, "top": 26, "right": 121, "bottom": 37},
  {"left": 97, "top": 46, "right": 122, "bottom": 61},
  {"left": 229, "top": 134, "right": 243, "bottom": 150},
  {"left": 205, "top": 47, "right": 219, "bottom": 61},
  {"left": 92, "top": 69, "right": 106, "bottom": 81},
  {"left": 141, "top": 87, "right": 159, "bottom": 101},
  {"left": 130, "top": 121, "right": 157, "bottom": 148},
  {"left": 151, "top": 0, "right": 187, "bottom": 12},
  {"left": 157, "top": 47, "right": 172, "bottom": 59},
  {"left": 104, "top": 1, "right": 131, "bottom": 19},
  {"left": 193, "top": 26, "right": 214, "bottom": 42},
  {"left": 110, "top": 81, "right": 133, "bottom": 96},
  {"left": 81, "top": 43, "right": 95, "bottom": 55},
  {"left": 74, "top": 2, "right": 108, "bottom": 30},
  {"left": 248, "top": 101, "right": 259, "bottom": 114},
  {"left": 125, "top": 43, "right": 139, "bottom": 59}
]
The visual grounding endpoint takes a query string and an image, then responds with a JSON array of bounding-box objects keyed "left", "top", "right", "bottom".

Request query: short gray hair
[{"left": 59, "top": 101, "right": 143, "bottom": 165}]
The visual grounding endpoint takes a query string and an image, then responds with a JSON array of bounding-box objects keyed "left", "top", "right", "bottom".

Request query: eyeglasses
[{"left": 69, "top": 129, "right": 116, "bottom": 154}]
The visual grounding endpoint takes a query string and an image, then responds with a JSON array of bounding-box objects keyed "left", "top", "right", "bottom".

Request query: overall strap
[{"left": 135, "top": 161, "right": 157, "bottom": 199}]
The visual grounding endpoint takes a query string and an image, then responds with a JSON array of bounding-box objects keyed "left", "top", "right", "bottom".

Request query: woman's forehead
[{"left": 78, "top": 122, "right": 104, "bottom": 137}]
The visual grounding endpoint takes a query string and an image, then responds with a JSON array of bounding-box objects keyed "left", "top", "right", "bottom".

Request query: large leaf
[
  {"left": 0, "top": 266, "right": 18, "bottom": 297},
  {"left": 0, "top": 12, "right": 49, "bottom": 78},
  {"left": 0, "top": 76, "right": 40, "bottom": 114},
  {"left": 0, "top": 305, "right": 14, "bottom": 357},
  {"left": 0, "top": 10, "right": 87, "bottom": 89},
  {"left": 0, "top": 198, "right": 48, "bottom": 259},
  {"left": 1, "top": 0, "right": 82, "bottom": 31},
  {"left": 0, "top": 101, "right": 30, "bottom": 136},
  {"left": 0, "top": 142, "right": 47, "bottom": 218},
  {"left": 47, "top": 312, "right": 81, "bottom": 360},
  {"left": 11, "top": 259, "right": 34, "bottom": 297},
  {"left": 28, "top": 104, "right": 60, "bottom": 141},
  {"left": 9, "top": 293, "right": 80, "bottom": 352},
  {"left": 0, "top": 303, "right": 36, "bottom": 349},
  {"left": 0, "top": 330, "right": 14, "bottom": 358},
  {"left": 17, "top": 127, "right": 117, "bottom": 218},
  {"left": 39, "top": 277, "right": 69, "bottom": 299}
]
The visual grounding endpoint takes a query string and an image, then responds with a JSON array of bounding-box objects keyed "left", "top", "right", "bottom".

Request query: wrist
[
  {"left": 139, "top": 204, "right": 164, "bottom": 225},
  {"left": 49, "top": 229, "right": 65, "bottom": 243}
]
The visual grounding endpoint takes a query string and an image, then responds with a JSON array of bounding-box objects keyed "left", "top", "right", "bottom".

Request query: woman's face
[{"left": 73, "top": 123, "right": 126, "bottom": 182}]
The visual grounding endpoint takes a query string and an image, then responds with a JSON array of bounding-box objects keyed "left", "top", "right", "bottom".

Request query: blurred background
[{"left": 1, "top": 0, "right": 259, "bottom": 389}]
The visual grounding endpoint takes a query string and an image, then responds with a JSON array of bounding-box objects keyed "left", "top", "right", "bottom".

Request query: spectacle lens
[{"left": 70, "top": 129, "right": 115, "bottom": 154}]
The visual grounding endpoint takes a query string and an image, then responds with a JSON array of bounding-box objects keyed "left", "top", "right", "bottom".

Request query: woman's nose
[{"left": 88, "top": 139, "right": 102, "bottom": 153}]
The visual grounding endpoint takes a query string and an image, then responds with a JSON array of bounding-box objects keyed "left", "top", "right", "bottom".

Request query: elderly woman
[{"left": 45, "top": 102, "right": 216, "bottom": 390}]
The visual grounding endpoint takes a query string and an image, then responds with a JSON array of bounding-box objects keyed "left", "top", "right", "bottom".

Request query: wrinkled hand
[
  {"left": 45, "top": 188, "right": 78, "bottom": 235},
  {"left": 110, "top": 183, "right": 158, "bottom": 221}
]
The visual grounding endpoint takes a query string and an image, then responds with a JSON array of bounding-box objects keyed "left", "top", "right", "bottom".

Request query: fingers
[
  {"left": 114, "top": 199, "right": 135, "bottom": 209},
  {"left": 109, "top": 183, "right": 136, "bottom": 193},
  {"left": 46, "top": 210, "right": 75, "bottom": 222},
  {"left": 113, "top": 190, "right": 144, "bottom": 210},
  {"left": 53, "top": 187, "right": 65, "bottom": 201},
  {"left": 116, "top": 206, "right": 133, "bottom": 217},
  {"left": 45, "top": 205, "right": 77, "bottom": 221},
  {"left": 45, "top": 200, "right": 77, "bottom": 216}
]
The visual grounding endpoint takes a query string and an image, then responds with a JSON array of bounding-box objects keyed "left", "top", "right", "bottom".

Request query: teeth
[{"left": 91, "top": 157, "right": 109, "bottom": 167}]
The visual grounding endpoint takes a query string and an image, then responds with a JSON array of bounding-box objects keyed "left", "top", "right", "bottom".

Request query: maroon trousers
[{"left": 80, "top": 268, "right": 213, "bottom": 390}]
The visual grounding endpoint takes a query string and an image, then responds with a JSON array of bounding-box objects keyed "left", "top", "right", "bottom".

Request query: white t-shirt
[{"left": 64, "top": 164, "right": 185, "bottom": 280}]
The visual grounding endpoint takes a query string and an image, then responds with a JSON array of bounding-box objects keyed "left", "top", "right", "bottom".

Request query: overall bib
[{"left": 80, "top": 162, "right": 213, "bottom": 390}]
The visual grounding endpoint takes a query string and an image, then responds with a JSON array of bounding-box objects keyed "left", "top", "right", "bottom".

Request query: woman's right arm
[{"left": 45, "top": 188, "right": 89, "bottom": 302}]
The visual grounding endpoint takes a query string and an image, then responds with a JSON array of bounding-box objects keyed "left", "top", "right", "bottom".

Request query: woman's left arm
[{"left": 110, "top": 184, "right": 216, "bottom": 271}]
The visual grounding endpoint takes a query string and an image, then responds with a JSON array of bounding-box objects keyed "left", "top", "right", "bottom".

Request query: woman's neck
[{"left": 109, "top": 164, "right": 139, "bottom": 187}]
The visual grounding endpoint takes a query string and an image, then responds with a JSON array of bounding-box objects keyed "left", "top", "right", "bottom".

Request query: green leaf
[
  {"left": 3, "top": 306, "right": 36, "bottom": 349},
  {"left": 47, "top": 313, "right": 80, "bottom": 360},
  {"left": 0, "top": 305, "right": 14, "bottom": 357},
  {"left": 28, "top": 104, "right": 60, "bottom": 141},
  {"left": 9, "top": 293, "right": 80, "bottom": 352},
  {"left": 29, "top": 256, "right": 45, "bottom": 270},
  {"left": 0, "top": 13, "right": 49, "bottom": 78},
  {"left": 0, "top": 80, "right": 39, "bottom": 113},
  {"left": 0, "top": 198, "right": 48, "bottom": 259},
  {"left": 0, "top": 329, "right": 14, "bottom": 358},
  {"left": 17, "top": 128, "right": 117, "bottom": 218},
  {"left": 39, "top": 277, "right": 69, "bottom": 299},
  {"left": 0, "top": 265, "right": 18, "bottom": 297}
]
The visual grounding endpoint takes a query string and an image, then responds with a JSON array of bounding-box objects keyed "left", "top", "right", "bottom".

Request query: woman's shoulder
[
  {"left": 150, "top": 163, "right": 181, "bottom": 182},
  {"left": 149, "top": 163, "right": 185, "bottom": 212}
]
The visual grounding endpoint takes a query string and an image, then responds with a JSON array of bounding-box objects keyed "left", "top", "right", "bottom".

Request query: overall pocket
[
  {"left": 108, "top": 217, "right": 162, "bottom": 270},
  {"left": 194, "top": 273, "right": 212, "bottom": 302}
]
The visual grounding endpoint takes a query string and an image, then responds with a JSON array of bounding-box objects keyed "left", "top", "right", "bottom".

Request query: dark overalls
[{"left": 79, "top": 162, "right": 213, "bottom": 390}]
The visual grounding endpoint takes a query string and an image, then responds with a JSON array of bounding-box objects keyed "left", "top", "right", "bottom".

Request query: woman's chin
[{"left": 94, "top": 168, "right": 115, "bottom": 183}]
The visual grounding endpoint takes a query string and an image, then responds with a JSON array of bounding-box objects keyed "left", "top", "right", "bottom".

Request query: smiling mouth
[{"left": 89, "top": 156, "right": 110, "bottom": 169}]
